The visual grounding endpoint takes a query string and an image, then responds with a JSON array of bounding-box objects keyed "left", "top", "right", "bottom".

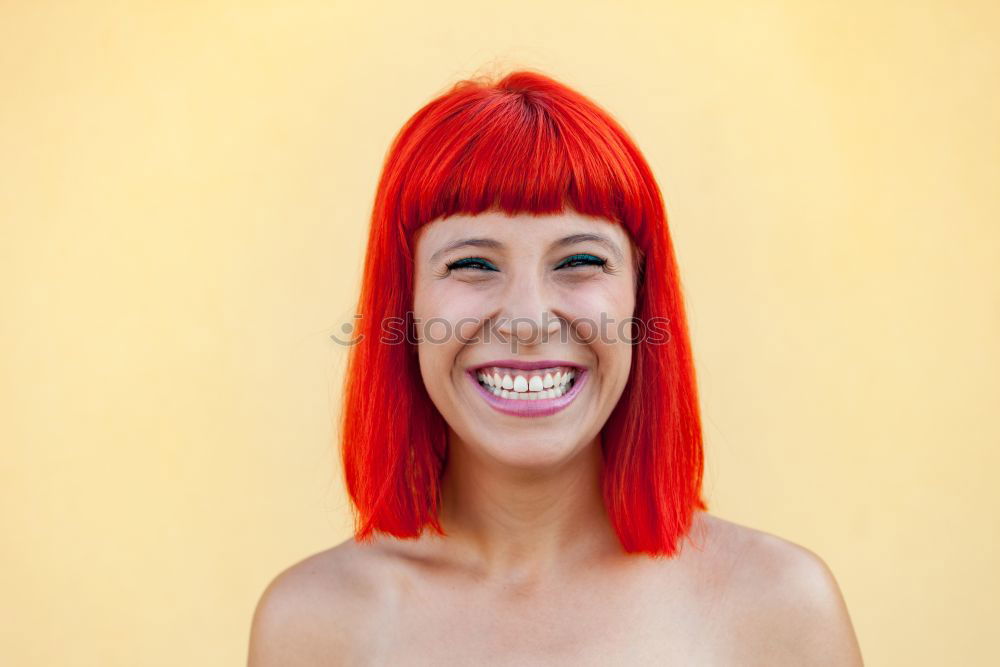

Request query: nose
[{"left": 493, "top": 271, "right": 562, "bottom": 348}]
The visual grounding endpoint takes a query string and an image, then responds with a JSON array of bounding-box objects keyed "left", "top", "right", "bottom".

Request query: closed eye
[
  {"left": 556, "top": 253, "right": 607, "bottom": 269},
  {"left": 445, "top": 253, "right": 608, "bottom": 273},
  {"left": 446, "top": 257, "right": 498, "bottom": 272}
]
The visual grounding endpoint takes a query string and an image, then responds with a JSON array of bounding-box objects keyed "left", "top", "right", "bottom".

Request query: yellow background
[{"left": 2, "top": 1, "right": 997, "bottom": 664}]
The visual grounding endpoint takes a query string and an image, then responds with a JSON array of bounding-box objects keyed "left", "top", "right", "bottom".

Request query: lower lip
[{"left": 468, "top": 370, "right": 588, "bottom": 418}]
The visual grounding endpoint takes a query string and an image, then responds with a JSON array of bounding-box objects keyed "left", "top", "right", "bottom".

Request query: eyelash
[{"left": 446, "top": 253, "right": 607, "bottom": 273}]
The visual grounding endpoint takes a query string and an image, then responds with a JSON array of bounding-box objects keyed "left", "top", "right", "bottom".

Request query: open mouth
[
  {"left": 466, "top": 364, "right": 587, "bottom": 417},
  {"left": 474, "top": 366, "right": 578, "bottom": 400}
]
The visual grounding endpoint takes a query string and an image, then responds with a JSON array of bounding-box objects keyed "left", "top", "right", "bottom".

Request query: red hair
[{"left": 340, "top": 69, "right": 707, "bottom": 557}]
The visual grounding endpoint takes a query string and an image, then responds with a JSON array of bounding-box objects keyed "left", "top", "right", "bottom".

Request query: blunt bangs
[{"left": 389, "top": 72, "right": 656, "bottom": 252}]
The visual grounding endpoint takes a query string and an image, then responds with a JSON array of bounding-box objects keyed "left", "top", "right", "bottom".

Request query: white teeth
[{"left": 477, "top": 367, "right": 579, "bottom": 401}]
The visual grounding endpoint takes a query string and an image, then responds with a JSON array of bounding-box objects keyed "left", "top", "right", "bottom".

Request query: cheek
[
  {"left": 560, "top": 283, "right": 635, "bottom": 343},
  {"left": 413, "top": 283, "right": 487, "bottom": 374},
  {"left": 414, "top": 277, "right": 493, "bottom": 320}
]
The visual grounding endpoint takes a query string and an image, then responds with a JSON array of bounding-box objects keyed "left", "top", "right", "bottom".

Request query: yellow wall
[{"left": 2, "top": 1, "right": 997, "bottom": 664}]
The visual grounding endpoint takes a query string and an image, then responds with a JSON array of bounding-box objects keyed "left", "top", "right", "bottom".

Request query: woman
[{"left": 249, "top": 70, "right": 864, "bottom": 666}]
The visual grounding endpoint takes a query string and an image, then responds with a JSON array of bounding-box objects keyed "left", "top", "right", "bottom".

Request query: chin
[{"left": 467, "top": 432, "right": 587, "bottom": 470}]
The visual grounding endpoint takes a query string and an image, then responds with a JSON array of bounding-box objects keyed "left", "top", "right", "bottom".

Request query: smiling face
[{"left": 412, "top": 210, "right": 638, "bottom": 469}]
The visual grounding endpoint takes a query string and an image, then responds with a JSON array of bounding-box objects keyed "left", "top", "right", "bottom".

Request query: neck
[{"left": 431, "top": 430, "right": 623, "bottom": 581}]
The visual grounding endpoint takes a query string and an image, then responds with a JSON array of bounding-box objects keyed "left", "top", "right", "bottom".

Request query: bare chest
[{"left": 355, "top": 569, "right": 734, "bottom": 666}]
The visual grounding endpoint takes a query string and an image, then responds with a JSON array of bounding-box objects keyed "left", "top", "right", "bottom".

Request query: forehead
[{"left": 414, "top": 210, "right": 631, "bottom": 258}]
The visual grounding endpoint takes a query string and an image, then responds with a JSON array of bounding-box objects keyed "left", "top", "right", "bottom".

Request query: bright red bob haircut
[{"left": 340, "top": 69, "right": 707, "bottom": 557}]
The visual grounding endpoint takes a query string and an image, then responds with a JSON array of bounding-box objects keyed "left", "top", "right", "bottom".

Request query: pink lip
[
  {"left": 470, "top": 359, "right": 585, "bottom": 372},
  {"left": 466, "top": 368, "right": 589, "bottom": 418}
]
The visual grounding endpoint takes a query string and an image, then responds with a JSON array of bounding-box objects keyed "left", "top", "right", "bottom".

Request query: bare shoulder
[
  {"left": 691, "top": 512, "right": 864, "bottom": 666},
  {"left": 247, "top": 536, "right": 389, "bottom": 666}
]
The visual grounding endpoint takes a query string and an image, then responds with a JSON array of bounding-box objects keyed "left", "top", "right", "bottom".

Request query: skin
[{"left": 248, "top": 211, "right": 864, "bottom": 666}]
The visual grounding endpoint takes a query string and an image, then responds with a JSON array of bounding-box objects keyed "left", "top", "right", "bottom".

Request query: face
[{"left": 413, "top": 210, "right": 638, "bottom": 469}]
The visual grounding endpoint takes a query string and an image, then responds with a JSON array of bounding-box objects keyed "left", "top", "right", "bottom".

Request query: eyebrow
[
  {"left": 429, "top": 233, "right": 625, "bottom": 264},
  {"left": 429, "top": 238, "right": 504, "bottom": 265}
]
